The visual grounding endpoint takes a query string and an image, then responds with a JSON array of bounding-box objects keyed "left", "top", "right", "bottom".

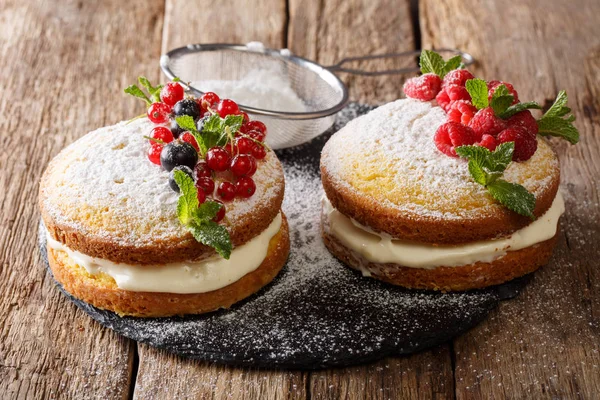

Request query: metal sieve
[{"left": 160, "top": 43, "right": 474, "bottom": 149}]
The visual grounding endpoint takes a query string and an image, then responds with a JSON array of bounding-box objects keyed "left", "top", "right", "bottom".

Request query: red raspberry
[
  {"left": 497, "top": 127, "right": 538, "bottom": 162},
  {"left": 403, "top": 73, "right": 442, "bottom": 101},
  {"left": 467, "top": 107, "right": 507, "bottom": 139},
  {"left": 476, "top": 134, "right": 497, "bottom": 151},
  {"left": 180, "top": 132, "right": 199, "bottom": 152},
  {"left": 447, "top": 100, "right": 477, "bottom": 125},
  {"left": 442, "top": 69, "right": 474, "bottom": 88},
  {"left": 507, "top": 110, "right": 538, "bottom": 137},
  {"left": 436, "top": 85, "right": 470, "bottom": 111},
  {"left": 434, "top": 121, "right": 478, "bottom": 157},
  {"left": 487, "top": 80, "right": 519, "bottom": 104}
]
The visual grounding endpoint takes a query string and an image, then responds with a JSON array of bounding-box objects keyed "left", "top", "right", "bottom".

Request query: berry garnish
[
  {"left": 217, "top": 99, "right": 239, "bottom": 118},
  {"left": 488, "top": 81, "right": 519, "bottom": 105},
  {"left": 150, "top": 126, "right": 174, "bottom": 144},
  {"left": 217, "top": 181, "right": 236, "bottom": 201},
  {"left": 213, "top": 200, "right": 226, "bottom": 222},
  {"left": 230, "top": 154, "right": 257, "bottom": 177},
  {"left": 507, "top": 110, "right": 538, "bottom": 137},
  {"left": 196, "top": 176, "right": 215, "bottom": 195},
  {"left": 170, "top": 119, "right": 185, "bottom": 139},
  {"left": 447, "top": 100, "right": 477, "bottom": 125},
  {"left": 160, "top": 82, "right": 185, "bottom": 107},
  {"left": 199, "top": 92, "right": 220, "bottom": 113},
  {"left": 245, "top": 120, "right": 267, "bottom": 135},
  {"left": 403, "top": 73, "right": 442, "bottom": 101},
  {"left": 247, "top": 130, "right": 266, "bottom": 142},
  {"left": 206, "top": 147, "right": 231, "bottom": 172},
  {"left": 147, "top": 102, "right": 171, "bottom": 124},
  {"left": 497, "top": 127, "right": 538, "bottom": 162},
  {"left": 195, "top": 161, "right": 212, "bottom": 178},
  {"left": 180, "top": 132, "right": 200, "bottom": 152},
  {"left": 148, "top": 143, "right": 163, "bottom": 165},
  {"left": 160, "top": 141, "right": 198, "bottom": 172},
  {"left": 173, "top": 99, "right": 201, "bottom": 121},
  {"left": 239, "top": 112, "right": 250, "bottom": 124},
  {"left": 468, "top": 107, "right": 507, "bottom": 138},
  {"left": 168, "top": 165, "right": 194, "bottom": 193},
  {"left": 196, "top": 187, "right": 206, "bottom": 204},
  {"left": 434, "top": 121, "right": 477, "bottom": 157},
  {"left": 251, "top": 143, "right": 267, "bottom": 160},
  {"left": 235, "top": 177, "right": 256, "bottom": 198},
  {"left": 236, "top": 137, "right": 254, "bottom": 154},
  {"left": 442, "top": 69, "right": 474, "bottom": 88},
  {"left": 436, "top": 85, "right": 470, "bottom": 111},
  {"left": 476, "top": 134, "right": 497, "bottom": 151}
]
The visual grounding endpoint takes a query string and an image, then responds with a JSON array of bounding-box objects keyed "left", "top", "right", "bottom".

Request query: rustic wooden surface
[{"left": 0, "top": 0, "right": 597, "bottom": 398}]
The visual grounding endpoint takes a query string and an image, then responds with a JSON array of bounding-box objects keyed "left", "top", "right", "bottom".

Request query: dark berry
[
  {"left": 403, "top": 73, "right": 442, "bottom": 101},
  {"left": 195, "top": 161, "right": 212, "bottom": 178},
  {"left": 251, "top": 143, "right": 267, "bottom": 160},
  {"left": 196, "top": 177, "right": 215, "bottom": 195},
  {"left": 217, "top": 181, "right": 236, "bottom": 201},
  {"left": 160, "top": 141, "right": 198, "bottom": 172},
  {"left": 497, "top": 127, "right": 538, "bottom": 162},
  {"left": 180, "top": 132, "right": 199, "bottom": 152},
  {"left": 168, "top": 165, "right": 194, "bottom": 192},
  {"left": 488, "top": 80, "right": 519, "bottom": 104},
  {"left": 173, "top": 98, "right": 201, "bottom": 120},
  {"left": 170, "top": 119, "right": 185, "bottom": 138},
  {"left": 230, "top": 154, "right": 257, "bottom": 177},
  {"left": 150, "top": 126, "right": 174, "bottom": 144},
  {"left": 148, "top": 143, "right": 163, "bottom": 165},
  {"left": 476, "top": 134, "right": 497, "bottom": 151},
  {"left": 217, "top": 99, "right": 239, "bottom": 118},
  {"left": 507, "top": 110, "right": 538, "bottom": 137},
  {"left": 196, "top": 115, "right": 210, "bottom": 133},
  {"left": 160, "top": 82, "right": 184, "bottom": 107},
  {"left": 212, "top": 200, "right": 226, "bottom": 222},
  {"left": 447, "top": 100, "right": 477, "bottom": 125},
  {"left": 206, "top": 147, "right": 231, "bottom": 172},
  {"left": 434, "top": 121, "right": 478, "bottom": 157},
  {"left": 236, "top": 137, "right": 254, "bottom": 154},
  {"left": 442, "top": 69, "right": 474, "bottom": 88},
  {"left": 147, "top": 102, "right": 171, "bottom": 124},
  {"left": 468, "top": 107, "right": 507, "bottom": 139},
  {"left": 235, "top": 176, "right": 256, "bottom": 198}
]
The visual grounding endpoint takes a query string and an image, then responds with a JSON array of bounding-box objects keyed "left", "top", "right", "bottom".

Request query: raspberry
[
  {"left": 487, "top": 80, "right": 519, "bottom": 104},
  {"left": 447, "top": 100, "right": 477, "bottom": 125},
  {"left": 497, "top": 127, "right": 538, "bottom": 162},
  {"left": 442, "top": 69, "right": 474, "bottom": 88},
  {"left": 476, "top": 134, "right": 497, "bottom": 151},
  {"left": 436, "top": 85, "right": 470, "bottom": 111},
  {"left": 507, "top": 110, "right": 538, "bottom": 137},
  {"left": 403, "top": 73, "right": 442, "bottom": 101},
  {"left": 468, "top": 107, "right": 507, "bottom": 139},
  {"left": 434, "top": 121, "right": 478, "bottom": 157}
]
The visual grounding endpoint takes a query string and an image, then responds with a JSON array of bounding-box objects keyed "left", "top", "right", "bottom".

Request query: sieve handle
[{"left": 325, "top": 49, "right": 474, "bottom": 76}]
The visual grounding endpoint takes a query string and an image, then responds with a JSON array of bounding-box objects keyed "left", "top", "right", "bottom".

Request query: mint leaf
[
  {"left": 124, "top": 85, "right": 151, "bottom": 105},
  {"left": 490, "top": 85, "right": 514, "bottom": 115},
  {"left": 194, "top": 201, "right": 222, "bottom": 221},
  {"left": 543, "top": 90, "right": 570, "bottom": 118},
  {"left": 498, "top": 101, "right": 542, "bottom": 119},
  {"left": 189, "top": 221, "right": 232, "bottom": 259},
  {"left": 138, "top": 76, "right": 163, "bottom": 103},
  {"left": 488, "top": 142, "right": 514, "bottom": 172},
  {"left": 420, "top": 50, "right": 446, "bottom": 77},
  {"left": 223, "top": 114, "right": 244, "bottom": 133},
  {"left": 201, "top": 114, "right": 222, "bottom": 133},
  {"left": 537, "top": 91, "right": 579, "bottom": 144},
  {"left": 176, "top": 115, "right": 207, "bottom": 154},
  {"left": 443, "top": 55, "right": 463, "bottom": 75},
  {"left": 487, "top": 179, "right": 536, "bottom": 219},
  {"left": 173, "top": 170, "right": 199, "bottom": 225},
  {"left": 465, "top": 78, "right": 489, "bottom": 109}
]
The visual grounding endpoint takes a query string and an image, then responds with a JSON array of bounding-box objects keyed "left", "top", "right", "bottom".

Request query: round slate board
[{"left": 39, "top": 103, "right": 530, "bottom": 369}]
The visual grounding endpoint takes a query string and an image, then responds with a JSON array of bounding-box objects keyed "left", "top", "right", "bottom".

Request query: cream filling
[
  {"left": 46, "top": 213, "right": 282, "bottom": 294},
  {"left": 323, "top": 193, "right": 564, "bottom": 269}
]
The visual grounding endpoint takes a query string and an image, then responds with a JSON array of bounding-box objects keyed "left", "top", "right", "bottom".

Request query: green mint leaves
[
  {"left": 420, "top": 50, "right": 463, "bottom": 78},
  {"left": 201, "top": 114, "right": 244, "bottom": 149},
  {"left": 124, "top": 76, "right": 164, "bottom": 106},
  {"left": 465, "top": 78, "right": 489, "bottom": 109},
  {"left": 489, "top": 85, "right": 514, "bottom": 115},
  {"left": 498, "top": 101, "right": 542, "bottom": 119},
  {"left": 537, "top": 91, "right": 579, "bottom": 144},
  {"left": 175, "top": 115, "right": 207, "bottom": 155},
  {"left": 173, "top": 170, "right": 232, "bottom": 259},
  {"left": 455, "top": 143, "right": 536, "bottom": 219}
]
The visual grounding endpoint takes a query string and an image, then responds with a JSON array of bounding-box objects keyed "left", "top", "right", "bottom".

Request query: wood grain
[
  {"left": 421, "top": 0, "right": 600, "bottom": 398},
  {"left": 0, "top": 0, "right": 164, "bottom": 398},
  {"left": 288, "top": 0, "right": 417, "bottom": 104}
]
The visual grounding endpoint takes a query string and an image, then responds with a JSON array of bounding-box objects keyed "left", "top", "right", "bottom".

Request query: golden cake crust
[{"left": 47, "top": 214, "right": 290, "bottom": 317}]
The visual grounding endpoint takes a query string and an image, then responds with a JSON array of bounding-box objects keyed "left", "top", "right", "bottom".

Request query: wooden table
[{"left": 1, "top": 0, "right": 598, "bottom": 398}]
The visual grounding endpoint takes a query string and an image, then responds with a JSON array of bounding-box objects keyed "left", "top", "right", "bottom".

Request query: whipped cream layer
[
  {"left": 46, "top": 213, "right": 282, "bottom": 294},
  {"left": 323, "top": 194, "right": 564, "bottom": 269}
]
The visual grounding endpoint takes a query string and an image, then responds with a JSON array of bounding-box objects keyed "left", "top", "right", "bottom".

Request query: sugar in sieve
[{"left": 160, "top": 43, "right": 474, "bottom": 149}]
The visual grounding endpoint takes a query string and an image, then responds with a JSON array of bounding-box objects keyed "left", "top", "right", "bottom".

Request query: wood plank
[
  {"left": 0, "top": 0, "right": 164, "bottom": 398},
  {"left": 420, "top": 0, "right": 600, "bottom": 398},
  {"left": 288, "top": 0, "right": 417, "bottom": 104},
  {"left": 132, "top": 2, "right": 302, "bottom": 398}
]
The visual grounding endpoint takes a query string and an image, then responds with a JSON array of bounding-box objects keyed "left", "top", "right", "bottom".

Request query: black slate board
[{"left": 39, "top": 103, "right": 530, "bottom": 369}]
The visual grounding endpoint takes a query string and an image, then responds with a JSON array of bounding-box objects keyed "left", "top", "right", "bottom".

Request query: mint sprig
[
  {"left": 498, "top": 101, "right": 542, "bottom": 119},
  {"left": 420, "top": 50, "right": 464, "bottom": 78},
  {"left": 455, "top": 143, "right": 536, "bottom": 219},
  {"left": 173, "top": 170, "right": 232, "bottom": 259},
  {"left": 201, "top": 114, "right": 244, "bottom": 149},
  {"left": 537, "top": 91, "right": 579, "bottom": 144},
  {"left": 489, "top": 85, "right": 514, "bottom": 115},
  {"left": 465, "top": 78, "right": 489, "bottom": 109},
  {"left": 175, "top": 115, "right": 207, "bottom": 155},
  {"left": 124, "top": 76, "right": 167, "bottom": 105}
]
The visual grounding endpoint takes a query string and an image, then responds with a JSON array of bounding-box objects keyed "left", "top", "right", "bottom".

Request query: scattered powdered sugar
[{"left": 40, "top": 104, "right": 518, "bottom": 368}]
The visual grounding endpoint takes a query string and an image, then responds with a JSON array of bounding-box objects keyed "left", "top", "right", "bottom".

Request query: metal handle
[{"left": 325, "top": 48, "right": 475, "bottom": 76}]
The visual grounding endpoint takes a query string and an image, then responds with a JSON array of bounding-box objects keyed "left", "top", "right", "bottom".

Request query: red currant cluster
[
  {"left": 404, "top": 70, "right": 538, "bottom": 162},
  {"left": 144, "top": 82, "right": 269, "bottom": 222}
]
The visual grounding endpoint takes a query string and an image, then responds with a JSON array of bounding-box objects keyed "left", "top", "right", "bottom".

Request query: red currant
[
  {"left": 196, "top": 177, "right": 215, "bottom": 195},
  {"left": 150, "top": 126, "right": 174, "bottom": 144},
  {"left": 212, "top": 200, "right": 226, "bottom": 222},
  {"left": 195, "top": 162, "right": 212, "bottom": 178},
  {"left": 148, "top": 143, "right": 163, "bottom": 165},
  {"left": 217, "top": 181, "right": 236, "bottom": 201},
  {"left": 147, "top": 102, "right": 171, "bottom": 124},
  {"left": 160, "top": 82, "right": 184, "bottom": 106},
  {"left": 206, "top": 147, "right": 231, "bottom": 172},
  {"left": 239, "top": 112, "right": 250, "bottom": 124},
  {"left": 245, "top": 120, "right": 267, "bottom": 136},
  {"left": 201, "top": 92, "right": 220, "bottom": 109},
  {"left": 217, "top": 99, "right": 239, "bottom": 118},
  {"left": 180, "top": 132, "right": 199, "bottom": 152},
  {"left": 247, "top": 130, "right": 266, "bottom": 142},
  {"left": 251, "top": 143, "right": 267, "bottom": 160},
  {"left": 235, "top": 176, "right": 256, "bottom": 198},
  {"left": 230, "top": 154, "right": 257, "bottom": 177},
  {"left": 236, "top": 137, "right": 254, "bottom": 154},
  {"left": 196, "top": 188, "right": 206, "bottom": 204}
]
